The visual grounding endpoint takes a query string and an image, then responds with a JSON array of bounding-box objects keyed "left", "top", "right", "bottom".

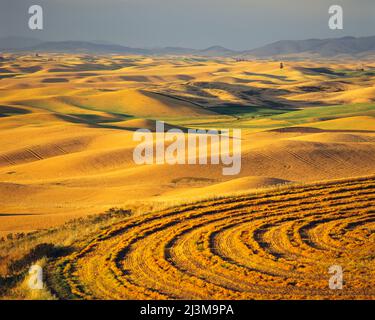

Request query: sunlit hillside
[{"left": 0, "top": 54, "right": 374, "bottom": 236}]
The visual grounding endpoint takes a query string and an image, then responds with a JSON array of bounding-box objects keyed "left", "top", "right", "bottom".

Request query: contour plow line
[{"left": 48, "top": 176, "right": 375, "bottom": 300}]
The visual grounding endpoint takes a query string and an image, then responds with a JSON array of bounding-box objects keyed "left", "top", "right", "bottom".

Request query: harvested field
[{"left": 48, "top": 176, "right": 375, "bottom": 300}]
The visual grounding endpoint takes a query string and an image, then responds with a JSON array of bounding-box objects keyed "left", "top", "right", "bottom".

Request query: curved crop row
[{"left": 48, "top": 177, "right": 375, "bottom": 299}]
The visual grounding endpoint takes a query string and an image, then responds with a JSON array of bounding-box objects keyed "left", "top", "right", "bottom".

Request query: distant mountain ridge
[
  {"left": 242, "top": 36, "right": 375, "bottom": 57},
  {"left": 1, "top": 36, "right": 375, "bottom": 58}
]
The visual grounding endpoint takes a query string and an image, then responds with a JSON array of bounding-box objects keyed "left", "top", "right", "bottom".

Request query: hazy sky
[{"left": 1, "top": 0, "right": 374, "bottom": 50}]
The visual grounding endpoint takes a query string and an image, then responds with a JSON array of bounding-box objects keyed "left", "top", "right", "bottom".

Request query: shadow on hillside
[
  {"left": 270, "top": 126, "right": 375, "bottom": 134},
  {"left": 0, "top": 105, "right": 31, "bottom": 117},
  {"left": 243, "top": 71, "right": 294, "bottom": 81},
  {"left": 8, "top": 243, "right": 73, "bottom": 274},
  {"left": 55, "top": 113, "right": 138, "bottom": 131},
  {"left": 295, "top": 67, "right": 345, "bottom": 77},
  {"left": 186, "top": 81, "right": 323, "bottom": 109}
]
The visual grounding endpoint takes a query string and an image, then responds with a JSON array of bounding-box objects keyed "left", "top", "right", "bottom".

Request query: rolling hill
[
  {"left": 242, "top": 36, "right": 375, "bottom": 58},
  {"left": 1, "top": 36, "right": 375, "bottom": 58}
]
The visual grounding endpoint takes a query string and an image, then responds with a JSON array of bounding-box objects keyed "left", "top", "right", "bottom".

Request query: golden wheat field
[{"left": 0, "top": 53, "right": 374, "bottom": 299}]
